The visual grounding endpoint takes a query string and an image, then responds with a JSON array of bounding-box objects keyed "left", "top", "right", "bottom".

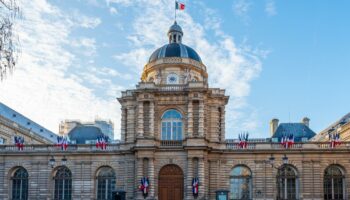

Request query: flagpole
[{"left": 174, "top": 0, "right": 177, "bottom": 21}]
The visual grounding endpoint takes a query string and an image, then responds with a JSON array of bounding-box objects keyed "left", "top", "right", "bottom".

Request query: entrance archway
[{"left": 158, "top": 164, "right": 184, "bottom": 200}]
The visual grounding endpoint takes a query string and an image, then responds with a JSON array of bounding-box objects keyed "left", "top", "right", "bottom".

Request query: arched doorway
[{"left": 158, "top": 164, "right": 184, "bottom": 200}]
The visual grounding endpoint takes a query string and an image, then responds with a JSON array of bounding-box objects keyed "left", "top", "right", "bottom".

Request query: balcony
[
  {"left": 136, "top": 82, "right": 207, "bottom": 92},
  {"left": 160, "top": 140, "right": 183, "bottom": 147}
]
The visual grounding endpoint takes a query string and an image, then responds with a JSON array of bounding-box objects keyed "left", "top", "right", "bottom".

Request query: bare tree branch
[{"left": 0, "top": 0, "right": 20, "bottom": 80}]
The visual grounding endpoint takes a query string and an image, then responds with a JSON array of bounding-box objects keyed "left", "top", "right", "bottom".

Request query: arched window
[
  {"left": 161, "top": 109, "right": 183, "bottom": 140},
  {"left": 229, "top": 165, "right": 252, "bottom": 200},
  {"left": 277, "top": 165, "right": 298, "bottom": 200},
  {"left": 54, "top": 166, "right": 72, "bottom": 200},
  {"left": 324, "top": 165, "right": 345, "bottom": 200},
  {"left": 11, "top": 167, "right": 28, "bottom": 200},
  {"left": 97, "top": 166, "right": 116, "bottom": 200}
]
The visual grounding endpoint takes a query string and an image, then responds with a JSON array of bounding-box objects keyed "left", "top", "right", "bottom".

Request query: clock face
[{"left": 167, "top": 73, "right": 178, "bottom": 84}]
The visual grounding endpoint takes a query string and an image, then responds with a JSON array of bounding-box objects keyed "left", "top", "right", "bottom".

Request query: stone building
[
  {"left": 0, "top": 22, "right": 350, "bottom": 200},
  {"left": 312, "top": 112, "right": 350, "bottom": 142}
]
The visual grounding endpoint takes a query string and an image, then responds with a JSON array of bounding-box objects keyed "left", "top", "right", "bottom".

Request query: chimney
[
  {"left": 302, "top": 117, "right": 310, "bottom": 127},
  {"left": 270, "top": 118, "right": 279, "bottom": 136}
]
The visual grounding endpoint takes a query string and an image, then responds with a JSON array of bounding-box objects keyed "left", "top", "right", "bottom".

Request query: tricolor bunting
[
  {"left": 56, "top": 136, "right": 69, "bottom": 150},
  {"left": 281, "top": 134, "right": 294, "bottom": 149},
  {"left": 139, "top": 177, "right": 149, "bottom": 197},
  {"left": 192, "top": 177, "right": 199, "bottom": 196},
  {"left": 14, "top": 136, "right": 24, "bottom": 151},
  {"left": 238, "top": 132, "right": 249, "bottom": 149}
]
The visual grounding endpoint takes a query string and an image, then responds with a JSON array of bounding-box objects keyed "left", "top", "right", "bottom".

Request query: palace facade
[{"left": 1, "top": 22, "right": 350, "bottom": 200}]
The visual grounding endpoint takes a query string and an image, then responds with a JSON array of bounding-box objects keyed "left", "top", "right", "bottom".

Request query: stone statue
[
  {"left": 155, "top": 69, "right": 162, "bottom": 85},
  {"left": 183, "top": 68, "right": 191, "bottom": 84}
]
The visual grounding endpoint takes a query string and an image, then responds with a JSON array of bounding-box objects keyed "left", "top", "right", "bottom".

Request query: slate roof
[
  {"left": 68, "top": 125, "right": 103, "bottom": 144},
  {"left": 0, "top": 102, "right": 57, "bottom": 143},
  {"left": 272, "top": 123, "right": 316, "bottom": 142}
]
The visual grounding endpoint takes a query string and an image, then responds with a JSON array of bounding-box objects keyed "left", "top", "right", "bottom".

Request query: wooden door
[{"left": 158, "top": 164, "right": 184, "bottom": 200}]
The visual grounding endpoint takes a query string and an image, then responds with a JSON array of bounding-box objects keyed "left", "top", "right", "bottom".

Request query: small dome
[
  {"left": 168, "top": 21, "right": 183, "bottom": 34},
  {"left": 149, "top": 43, "right": 202, "bottom": 63}
]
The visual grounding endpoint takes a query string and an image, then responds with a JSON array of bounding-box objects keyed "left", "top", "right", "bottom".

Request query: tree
[{"left": 0, "top": 0, "right": 19, "bottom": 80}]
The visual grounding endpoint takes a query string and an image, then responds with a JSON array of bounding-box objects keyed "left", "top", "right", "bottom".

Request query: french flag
[
  {"left": 192, "top": 177, "right": 199, "bottom": 195},
  {"left": 176, "top": 1, "right": 185, "bottom": 10}
]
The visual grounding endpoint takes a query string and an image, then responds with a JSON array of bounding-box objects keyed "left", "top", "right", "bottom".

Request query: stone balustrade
[
  {"left": 0, "top": 143, "right": 122, "bottom": 152},
  {"left": 225, "top": 141, "right": 350, "bottom": 150},
  {"left": 160, "top": 140, "right": 183, "bottom": 147},
  {"left": 1, "top": 141, "right": 349, "bottom": 152}
]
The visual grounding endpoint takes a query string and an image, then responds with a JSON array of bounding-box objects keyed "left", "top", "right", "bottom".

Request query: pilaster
[
  {"left": 149, "top": 158, "right": 155, "bottom": 198},
  {"left": 185, "top": 158, "right": 193, "bottom": 200},
  {"left": 136, "top": 158, "right": 143, "bottom": 199},
  {"left": 220, "top": 106, "right": 225, "bottom": 142},
  {"left": 198, "top": 157, "right": 205, "bottom": 198},
  {"left": 198, "top": 100, "right": 204, "bottom": 137},
  {"left": 121, "top": 107, "right": 126, "bottom": 142},
  {"left": 137, "top": 102, "right": 144, "bottom": 137},
  {"left": 187, "top": 100, "right": 193, "bottom": 138},
  {"left": 149, "top": 102, "right": 155, "bottom": 138}
]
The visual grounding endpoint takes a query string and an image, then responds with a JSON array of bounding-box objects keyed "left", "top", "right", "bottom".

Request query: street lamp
[
  {"left": 49, "top": 156, "right": 55, "bottom": 168},
  {"left": 282, "top": 154, "right": 288, "bottom": 164},
  {"left": 61, "top": 156, "right": 67, "bottom": 165}
]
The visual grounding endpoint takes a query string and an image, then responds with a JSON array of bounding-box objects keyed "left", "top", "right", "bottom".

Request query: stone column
[
  {"left": 185, "top": 158, "right": 193, "bottom": 200},
  {"left": 149, "top": 158, "right": 155, "bottom": 198},
  {"left": 187, "top": 101, "right": 193, "bottom": 138},
  {"left": 121, "top": 107, "right": 126, "bottom": 142},
  {"left": 136, "top": 158, "right": 143, "bottom": 199},
  {"left": 220, "top": 106, "right": 225, "bottom": 142},
  {"left": 137, "top": 102, "right": 144, "bottom": 137},
  {"left": 149, "top": 102, "right": 155, "bottom": 138},
  {"left": 198, "top": 100, "right": 204, "bottom": 137}
]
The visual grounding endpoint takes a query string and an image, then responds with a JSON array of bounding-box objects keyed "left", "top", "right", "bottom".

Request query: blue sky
[{"left": 0, "top": 0, "right": 349, "bottom": 139}]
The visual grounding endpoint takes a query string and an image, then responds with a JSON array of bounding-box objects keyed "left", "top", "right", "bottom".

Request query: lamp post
[
  {"left": 49, "top": 156, "right": 68, "bottom": 168},
  {"left": 268, "top": 154, "right": 288, "bottom": 168},
  {"left": 61, "top": 156, "right": 67, "bottom": 165},
  {"left": 49, "top": 156, "right": 55, "bottom": 168}
]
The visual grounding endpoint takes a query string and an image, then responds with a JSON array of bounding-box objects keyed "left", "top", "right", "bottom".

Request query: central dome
[
  {"left": 149, "top": 43, "right": 202, "bottom": 63},
  {"left": 148, "top": 21, "right": 202, "bottom": 63}
]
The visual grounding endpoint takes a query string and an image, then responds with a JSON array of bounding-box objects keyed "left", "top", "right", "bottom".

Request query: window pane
[
  {"left": 54, "top": 167, "right": 72, "bottom": 200},
  {"left": 12, "top": 168, "right": 28, "bottom": 200},
  {"left": 97, "top": 167, "right": 116, "bottom": 200},
  {"left": 230, "top": 166, "right": 252, "bottom": 200}
]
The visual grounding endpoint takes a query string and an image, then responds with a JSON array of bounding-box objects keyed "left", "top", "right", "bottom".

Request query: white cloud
[
  {"left": 109, "top": 7, "right": 118, "bottom": 15},
  {"left": 265, "top": 0, "right": 277, "bottom": 16},
  {"left": 111, "top": 0, "right": 263, "bottom": 137},
  {"left": 73, "top": 12, "right": 102, "bottom": 29},
  {"left": 71, "top": 37, "right": 97, "bottom": 56},
  {"left": 0, "top": 0, "right": 121, "bottom": 138},
  {"left": 233, "top": 0, "right": 252, "bottom": 17}
]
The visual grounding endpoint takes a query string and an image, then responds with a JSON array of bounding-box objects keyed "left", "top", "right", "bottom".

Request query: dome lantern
[{"left": 167, "top": 21, "right": 183, "bottom": 44}]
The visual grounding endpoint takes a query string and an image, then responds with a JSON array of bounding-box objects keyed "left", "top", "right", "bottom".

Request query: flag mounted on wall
[{"left": 176, "top": 1, "right": 185, "bottom": 10}]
